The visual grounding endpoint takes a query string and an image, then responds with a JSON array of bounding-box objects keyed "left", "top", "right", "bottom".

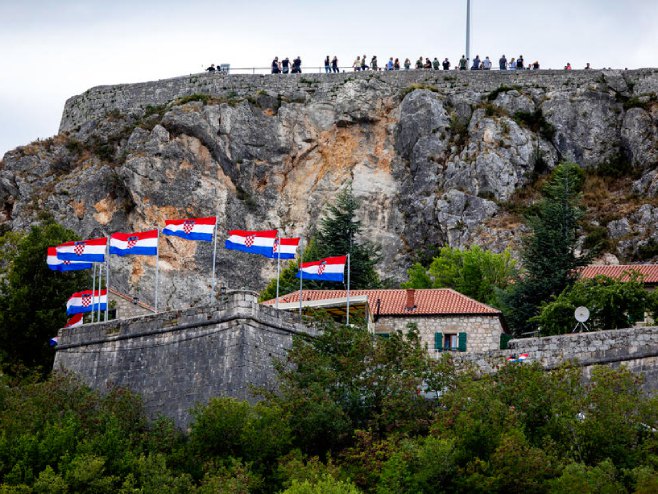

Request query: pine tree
[
  {"left": 501, "top": 163, "right": 589, "bottom": 335},
  {"left": 259, "top": 186, "right": 382, "bottom": 301},
  {"left": 0, "top": 216, "right": 88, "bottom": 376}
]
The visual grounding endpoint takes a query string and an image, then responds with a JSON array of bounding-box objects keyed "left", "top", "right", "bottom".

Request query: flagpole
[
  {"left": 298, "top": 237, "right": 303, "bottom": 321},
  {"left": 105, "top": 239, "right": 109, "bottom": 322},
  {"left": 155, "top": 229, "right": 160, "bottom": 312},
  {"left": 91, "top": 262, "right": 96, "bottom": 323},
  {"left": 210, "top": 218, "right": 218, "bottom": 305},
  {"left": 97, "top": 259, "right": 103, "bottom": 322},
  {"left": 346, "top": 253, "right": 351, "bottom": 326},
  {"left": 275, "top": 235, "right": 281, "bottom": 310}
]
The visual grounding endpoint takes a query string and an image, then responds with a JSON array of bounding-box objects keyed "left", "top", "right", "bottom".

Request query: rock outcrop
[{"left": 1, "top": 69, "right": 657, "bottom": 308}]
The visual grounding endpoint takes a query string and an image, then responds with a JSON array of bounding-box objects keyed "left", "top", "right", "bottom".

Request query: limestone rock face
[{"left": 1, "top": 69, "right": 658, "bottom": 308}]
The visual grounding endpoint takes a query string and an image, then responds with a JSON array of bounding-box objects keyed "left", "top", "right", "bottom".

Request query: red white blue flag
[
  {"left": 225, "top": 229, "right": 277, "bottom": 258},
  {"left": 65, "top": 313, "right": 84, "bottom": 328},
  {"left": 56, "top": 237, "right": 107, "bottom": 263},
  {"left": 110, "top": 229, "right": 158, "bottom": 256},
  {"left": 66, "top": 289, "right": 108, "bottom": 315},
  {"left": 163, "top": 216, "right": 215, "bottom": 242},
  {"left": 507, "top": 353, "right": 529, "bottom": 363},
  {"left": 272, "top": 237, "right": 300, "bottom": 260},
  {"left": 47, "top": 247, "right": 93, "bottom": 271},
  {"left": 296, "top": 255, "right": 346, "bottom": 282}
]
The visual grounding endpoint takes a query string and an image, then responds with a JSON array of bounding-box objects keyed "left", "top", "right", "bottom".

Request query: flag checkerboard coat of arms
[
  {"left": 183, "top": 220, "right": 195, "bottom": 235},
  {"left": 74, "top": 241, "right": 86, "bottom": 256},
  {"left": 317, "top": 261, "right": 327, "bottom": 275},
  {"left": 81, "top": 294, "right": 92, "bottom": 307},
  {"left": 245, "top": 235, "right": 255, "bottom": 248},
  {"left": 127, "top": 236, "right": 139, "bottom": 249}
]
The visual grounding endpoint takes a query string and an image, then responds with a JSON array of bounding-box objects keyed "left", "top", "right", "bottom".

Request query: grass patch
[
  {"left": 400, "top": 83, "right": 440, "bottom": 98},
  {"left": 486, "top": 85, "right": 522, "bottom": 102},
  {"left": 513, "top": 109, "right": 556, "bottom": 141}
]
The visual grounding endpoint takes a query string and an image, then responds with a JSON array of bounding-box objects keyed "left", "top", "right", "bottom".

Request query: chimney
[{"left": 405, "top": 289, "right": 416, "bottom": 311}]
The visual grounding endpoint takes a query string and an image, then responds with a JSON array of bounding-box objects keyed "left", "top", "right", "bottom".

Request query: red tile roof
[
  {"left": 579, "top": 265, "right": 658, "bottom": 284},
  {"left": 265, "top": 289, "right": 501, "bottom": 316}
]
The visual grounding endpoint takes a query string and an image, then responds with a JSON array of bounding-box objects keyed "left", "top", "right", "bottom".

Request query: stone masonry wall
[
  {"left": 59, "top": 68, "right": 658, "bottom": 133},
  {"left": 459, "top": 326, "right": 658, "bottom": 393},
  {"left": 54, "top": 290, "right": 315, "bottom": 428},
  {"left": 373, "top": 314, "right": 504, "bottom": 354}
]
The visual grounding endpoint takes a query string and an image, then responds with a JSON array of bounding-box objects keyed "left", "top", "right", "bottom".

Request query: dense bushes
[{"left": 2, "top": 324, "right": 658, "bottom": 492}]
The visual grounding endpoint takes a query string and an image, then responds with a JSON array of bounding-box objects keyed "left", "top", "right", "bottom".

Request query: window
[{"left": 434, "top": 332, "right": 467, "bottom": 352}]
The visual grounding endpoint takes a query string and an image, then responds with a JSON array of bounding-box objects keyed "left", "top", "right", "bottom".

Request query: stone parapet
[
  {"left": 59, "top": 68, "right": 658, "bottom": 133},
  {"left": 54, "top": 290, "right": 314, "bottom": 428}
]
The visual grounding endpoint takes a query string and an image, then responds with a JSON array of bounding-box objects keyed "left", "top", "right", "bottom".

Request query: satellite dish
[{"left": 575, "top": 306, "right": 590, "bottom": 323}]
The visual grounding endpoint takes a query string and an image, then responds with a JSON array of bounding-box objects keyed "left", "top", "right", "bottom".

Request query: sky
[{"left": 1, "top": 0, "right": 657, "bottom": 158}]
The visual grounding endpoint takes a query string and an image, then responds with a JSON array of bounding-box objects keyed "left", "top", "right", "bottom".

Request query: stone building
[{"left": 269, "top": 288, "right": 506, "bottom": 354}]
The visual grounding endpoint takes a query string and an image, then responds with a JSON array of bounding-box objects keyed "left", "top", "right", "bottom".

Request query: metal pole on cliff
[
  {"left": 346, "top": 253, "right": 351, "bottom": 326},
  {"left": 154, "top": 229, "right": 160, "bottom": 313},
  {"left": 105, "top": 239, "right": 110, "bottom": 321},
  {"left": 91, "top": 262, "right": 96, "bottom": 323},
  {"left": 466, "top": 0, "right": 471, "bottom": 64},
  {"left": 298, "top": 237, "right": 304, "bottom": 321},
  {"left": 275, "top": 235, "right": 281, "bottom": 310},
  {"left": 210, "top": 218, "right": 218, "bottom": 305}
]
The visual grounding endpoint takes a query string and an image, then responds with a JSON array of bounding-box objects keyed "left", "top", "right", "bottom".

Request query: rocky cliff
[{"left": 1, "top": 69, "right": 657, "bottom": 308}]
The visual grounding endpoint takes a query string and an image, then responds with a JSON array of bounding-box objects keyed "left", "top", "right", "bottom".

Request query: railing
[{"left": 201, "top": 65, "right": 554, "bottom": 76}]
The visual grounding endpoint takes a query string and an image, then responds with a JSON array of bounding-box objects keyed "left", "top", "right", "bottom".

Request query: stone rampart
[
  {"left": 53, "top": 290, "right": 314, "bottom": 428},
  {"left": 459, "top": 326, "right": 658, "bottom": 392},
  {"left": 59, "top": 68, "right": 658, "bottom": 133}
]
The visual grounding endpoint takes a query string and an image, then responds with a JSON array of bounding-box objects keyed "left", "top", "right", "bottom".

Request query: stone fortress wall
[
  {"left": 55, "top": 289, "right": 658, "bottom": 427},
  {"left": 54, "top": 291, "right": 315, "bottom": 428},
  {"left": 59, "top": 68, "right": 658, "bottom": 133}
]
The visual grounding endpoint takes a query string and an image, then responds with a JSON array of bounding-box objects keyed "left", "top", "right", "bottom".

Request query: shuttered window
[
  {"left": 458, "top": 332, "right": 467, "bottom": 352},
  {"left": 434, "top": 332, "right": 443, "bottom": 351}
]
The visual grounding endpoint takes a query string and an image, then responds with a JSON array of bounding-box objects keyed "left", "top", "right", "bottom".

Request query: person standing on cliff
[
  {"left": 386, "top": 57, "right": 394, "bottom": 70},
  {"left": 206, "top": 64, "right": 216, "bottom": 72},
  {"left": 471, "top": 55, "right": 481, "bottom": 70},
  {"left": 292, "top": 56, "right": 302, "bottom": 73},
  {"left": 459, "top": 55, "right": 467, "bottom": 70},
  {"left": 324, "top": 56, "right": 331, "bottom": 73},
  {"left": 499, "top": 54, "right": 507, "bottom": 70},
  {"left": 282, "top": 57, "right": 290, "bottom": 74},
  {"left": 442, "top": 58, "right": 451, "bottom": 70},
  {"left": 371, "top": 55, "right": 378, "bottom": 71},
  {"left": 332, "top": 56, "right": 339, "bottom": 73},
  {"left": 271, "top": 57, "right": 280, "bottom": 74}
]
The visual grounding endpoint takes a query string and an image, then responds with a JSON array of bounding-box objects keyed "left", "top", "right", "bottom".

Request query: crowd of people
[{"left": 205, "top": 56, "right": 591, "bottom": 74}]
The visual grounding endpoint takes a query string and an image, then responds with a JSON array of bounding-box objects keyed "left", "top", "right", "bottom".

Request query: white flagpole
[
  {"left": 155, "top": 229, "right": 160, "bottom": 312},
  {"left": 210, "top": 218, "right": 218, "bottom": 305},
  {"left": 275, "top": 235, "right": 281, "bottom": 310},
  {"left": 97, "top": 259, "right": 103, "bottom": 322},
  {"left": 346, "top": 253, "right": 351, "bottom": 326},
  {"left": 91, "top": 262, "right": 96, "bottom": 323},
  {"left": 298, "top": 237, "right": 304, "bottom": 321},
  {"left": 105, "top": 239, "right": 109, "bottom": 321}
]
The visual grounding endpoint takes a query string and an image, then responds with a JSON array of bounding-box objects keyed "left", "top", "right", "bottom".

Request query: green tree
[
  {"left": 501, "top": 163, "right": 589, "bottom": 335},
  {"left": 403, "top": 245, "right": 518, "bottom": 306},
  {"left": 532, "top": 273, "right": 658, "bottom": 335},
  {"left": 0, "top": 216, "right": 88, "bottom": 376},
  {"left": 260, "top": 186, "right": 382, "bottom": 301}
]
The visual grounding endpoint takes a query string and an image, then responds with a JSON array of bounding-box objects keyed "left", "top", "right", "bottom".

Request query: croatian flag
[
  {"left": 271, "top": 237, "right": 300, "bottom": 260},
  {"left": 46, "top": 247, "right": 93, "bottom": 272},
  {"left": 56, "top": 238, "right": 107, "bottom": 263},
  {"left": 507, "top": 353, "right": 529, "bottom": 363},
  {"left": 49, "top": 336, "right": 59, "bottom": 347},
  {"left": 296, "top": 255, "right": 347, "bottom": 282},
  {"left": 110, "top": 230, "right": 158, "bottom": 256},
  {"left": 162, "top": 216, "right": 216, "bottom": 242},
  {"left": 225, "top": 230, "right": 277, "bottom": 258},
  {"left": 64, "top": 313, "right": 84, "bottom": 328},
  {"left": 66, "top": 289, "right": 108, "bottom": 315}
]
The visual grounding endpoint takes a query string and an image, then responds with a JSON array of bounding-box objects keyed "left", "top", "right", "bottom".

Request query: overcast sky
[{"left": 1, "top": 0, "right": 657, "bottom": 158}]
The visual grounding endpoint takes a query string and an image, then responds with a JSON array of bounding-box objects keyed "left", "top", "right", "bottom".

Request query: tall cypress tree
[{"left": 501, "top": 163, "right": 589, "bottom": 335}]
